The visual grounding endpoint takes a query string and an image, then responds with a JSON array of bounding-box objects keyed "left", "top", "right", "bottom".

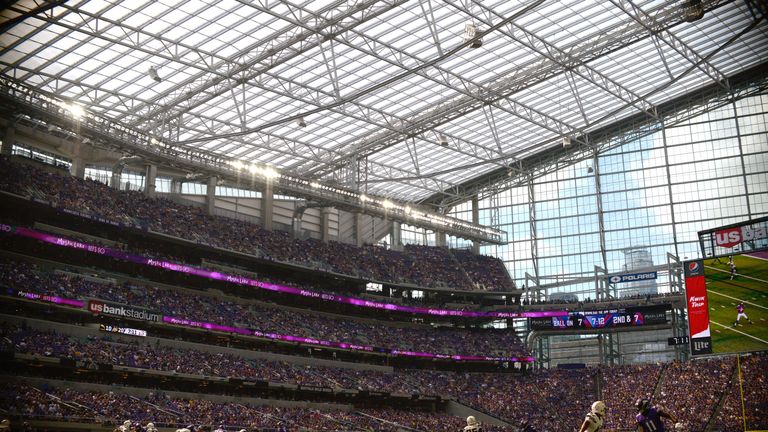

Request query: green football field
[{"left": 704, "top": 254, "right": 768, "bottom": 354}]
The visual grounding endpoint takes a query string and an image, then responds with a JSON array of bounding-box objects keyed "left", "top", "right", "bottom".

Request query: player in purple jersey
[
  {"left": 733, "top": 302, "right": 753, "bottom": 326},
  {"left": 635, "top": 399, "right": 678, "bottom": 432}
]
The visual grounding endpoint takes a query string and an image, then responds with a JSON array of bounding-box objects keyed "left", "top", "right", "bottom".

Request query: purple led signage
[
  {"left": 2, "top": 224, "right": 536, "bottom": 362},
  {"left": 162, "top": 315, "right": 532, "bottom": 362},
  {"left": 15, "top": 290, "right": 84, "bottom": 308},
  {"left": 5, "top": 224, "right": 566, "bottom": 320}
]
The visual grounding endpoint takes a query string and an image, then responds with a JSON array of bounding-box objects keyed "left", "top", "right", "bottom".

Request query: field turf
[{"left": 704, "top": 254, "right": 768, "bottom": 354}]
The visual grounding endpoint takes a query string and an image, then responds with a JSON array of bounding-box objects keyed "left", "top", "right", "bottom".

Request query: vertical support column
[
  {"left": 661, "top": 120, "right": 680, "bottom": 257},
  {"left": 1, "top": 126, "right": 15, "bottom": 155},
  {"left": 170, "top": 178, "right": 182, "bottom": 195},
  {"left": 262, "top": 179, "right": 273, "bottom": 230},
  {"left": 391, "top": 221, "right": 402, "bottom": 251},
  {"left": 732, "top": 100, "right": 752, "bottom": 218},
  {"left": 321, "top": 207, "right": 332, "bottom": 243},
  {"left": 471, "top": 195, "right": 480, "bottom": 254},
  {"left": 435, "top": 231, "right": 447, "bottom": 247},
  {"left": 528, "top": 175, "right": 540, "bottom": 283},
  {"left": 206, "top": 176, "right": 217, "bottom": 216},
  {"left": 144, "top": 164, "right": 157, "bottom": 197},
  {"left": 593, "top": 150, "right": 608, "bottom": 271},
  {"left": 111, "top": 169, "right": 121, "bottom": 189},
  {"left": 355, "top": 212, "right": 364, "bottom": 247},
  {"left": 70, "top": 138, "right": 85, "bottom": 179}
]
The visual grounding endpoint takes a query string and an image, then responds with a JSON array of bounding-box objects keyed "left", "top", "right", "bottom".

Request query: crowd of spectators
[
  {"left": 0, "top": 325, "right": 417, "bottom": 393},
  {"left": 522, "top": 292, "right": 681, "bottom": 309},
  {"left": 0, "top": 156, "right": 514, "bottom": 292},
  {"left": 0, "top": 258, "right": 529, "bottom": 358},
  {"left": 712, "top": 353, "right": 768, "bottom": 431},
  {"left": 1, "top": 328, "right": 765, "bottom": 432},
  {"left": 0, "top": 383, "right": 513, "bottom": 431},
  {"left": 654, "top": 358, "right": 735, "bottom": 432},
  {"left": 600, "top": 364, "right": 663, "bottom": 431}
]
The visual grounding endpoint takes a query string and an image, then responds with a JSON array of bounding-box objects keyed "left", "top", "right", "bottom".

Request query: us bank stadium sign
[
  {"left": 699, "top": 216, "right": 768, "bottom": 259},
  {"left": 608, "top": 272, "right": 658, "bottom": 284}
]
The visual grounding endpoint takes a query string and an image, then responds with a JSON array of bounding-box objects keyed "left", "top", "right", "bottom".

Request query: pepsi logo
[{"left": 689, "top": 261, "right": 700, "bottom": 273}]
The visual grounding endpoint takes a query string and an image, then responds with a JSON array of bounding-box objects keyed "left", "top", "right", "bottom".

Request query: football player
[
  {"left": 733, "top": 302, "right": 753, "bottom": 326},
  {"left": 579, "top": 401, "right": 606, "bottom": 432},
  {"left": 464, "top": 415, "right": 483, "bottom": 432},
  {"left": 635, "top": 399, "right": 678, "bottom": 432}
]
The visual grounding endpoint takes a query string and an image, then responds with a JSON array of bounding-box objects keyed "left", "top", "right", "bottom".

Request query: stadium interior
[{"left": 0, "top": 1, "right": 767, "bottom": 431}]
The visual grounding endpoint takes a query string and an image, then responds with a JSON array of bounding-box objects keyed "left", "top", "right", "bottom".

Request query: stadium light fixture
[
  {"left": 262, "top": 166, "right": 279, "bottom": 179},
  {"left": 683, "top": 0, "right": 705, "bottom": 22},
  {"left": 437, "top": 133, "right": 449, "bottom": 146},
  {"left": 56, "top": 101, "right": 85, "bottom": 119},
  {"left": 148, "top": 66, "right": 162, "bottom": 83},
  {"left": 296, "top": 117, "right": 307, "bottom": 127},
  {"left": 463, "top": 23, "right": 483, "bottom": 48}
]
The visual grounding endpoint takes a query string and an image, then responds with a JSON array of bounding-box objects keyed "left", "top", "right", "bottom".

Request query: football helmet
[
  {"left": 591, "top": 401, "right": 607, "bottom": 417},
  {"left": 636, "top": 398, "right": 651, "bottom": 413}
]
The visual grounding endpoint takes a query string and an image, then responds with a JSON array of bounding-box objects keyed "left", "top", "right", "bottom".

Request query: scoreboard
[
  {"left": 99, "top": 324, "right": 148, "bottom": 337},
  {"left": 530, "top": 305, "right": 669, "bottom": 330}
]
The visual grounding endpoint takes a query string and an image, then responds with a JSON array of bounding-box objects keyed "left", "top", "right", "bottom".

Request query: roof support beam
[
  {"left": 609, "top": 0, "right": 730, "bottom": 91},
  {"left": 128, "top": 0, "right": 409, "bottom": 129},
  {"left": 304, "top": 0, "right": 731, "bottom": 178}
]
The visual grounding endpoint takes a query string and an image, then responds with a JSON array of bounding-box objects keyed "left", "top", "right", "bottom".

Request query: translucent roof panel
[{"left": 0, "top": 0, "right": 766, "bottom": 202}]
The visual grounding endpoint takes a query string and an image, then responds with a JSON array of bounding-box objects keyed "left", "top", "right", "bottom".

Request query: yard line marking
[
  {"left": 705, "top": 265, "right": 768, "bottom": 284},
  {"left": 711, "top": 321, "right": 768, "bottom": 346},
  {"left": 708, "top": 290, "right": 768, "bottom": 311}
]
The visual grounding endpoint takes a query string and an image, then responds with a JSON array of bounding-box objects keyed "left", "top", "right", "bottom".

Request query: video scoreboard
[{"left": 530, "top": 305, "right": 669, "bottom": 330}]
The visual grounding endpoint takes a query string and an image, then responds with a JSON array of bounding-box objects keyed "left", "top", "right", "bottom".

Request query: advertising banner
[
  {"left": 699, "top": 216, "right": 768, "bottom": 259},
  {"left": 608, "top": 271, "right": 657, "bottom": 284},
  {"left": 88, "top": 300, "right": 162, "bottom": 323},
  {"left": 684, "top": 260, "right": 712, "bottom": 355}
]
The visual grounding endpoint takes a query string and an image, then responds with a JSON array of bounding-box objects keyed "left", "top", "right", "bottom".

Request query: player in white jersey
[{"left": 579, "top": 401, "right": 606, "bottom": 432}]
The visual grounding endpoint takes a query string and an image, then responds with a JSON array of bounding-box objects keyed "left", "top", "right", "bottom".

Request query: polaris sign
[{"left": 608, "top": 272, "right": 657, "bottom": 284}]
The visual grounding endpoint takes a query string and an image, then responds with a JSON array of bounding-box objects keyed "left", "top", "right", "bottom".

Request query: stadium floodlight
[
  {"left": 309, "top": 182, "right": 321, "bottom": 188},
  {"left": 683, "top": 0, "right": 705, "bottom": 22},
  {"left": 296, "top": 117, "right": 307, "bottom": 127},
  {"left": 147, "top": 66, "right": 162, "bottom": 83},
  {"left": 56, "top": 101, "right": 85, "bottom": 119},
  {"left": 262, "top": 166, "right": 279, "bottom": 179},
  {"left": 464, "top": 23, "right": 483, "bottom": 48},
  {"left": 382, "top": 199, "right": 393, "bottom": 209},
  {"left": 437, "top": 133, "right": 448, "bottom": 146}
]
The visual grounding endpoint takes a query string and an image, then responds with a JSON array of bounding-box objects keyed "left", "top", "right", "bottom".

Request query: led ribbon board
[{"left": 1, "top": 224, "right": 567, "bottom": 319}]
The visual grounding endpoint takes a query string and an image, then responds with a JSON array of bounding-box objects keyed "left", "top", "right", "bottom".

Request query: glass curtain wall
[{"left": 450, "top": 92, "right": 768, "bottom": 297}]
